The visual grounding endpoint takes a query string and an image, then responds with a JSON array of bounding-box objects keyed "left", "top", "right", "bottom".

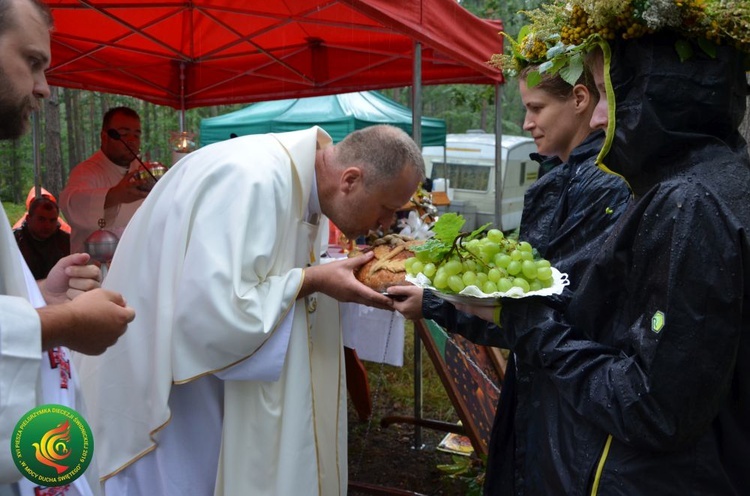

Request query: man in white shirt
[
  {"left": 60, "top": 106, "right": 148, "bottom": 253},
  {"left": 0, "top": 0, "right": 135, "bottom": 490}
]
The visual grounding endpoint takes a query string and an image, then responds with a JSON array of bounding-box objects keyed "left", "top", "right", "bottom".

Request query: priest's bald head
[{"left": 316, "top": 125, "right": 425, "bottom": 239}]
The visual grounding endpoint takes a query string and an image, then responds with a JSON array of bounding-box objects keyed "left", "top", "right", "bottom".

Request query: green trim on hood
[{"left": 594, "top": 41, "right": 629, "bottom": 190}]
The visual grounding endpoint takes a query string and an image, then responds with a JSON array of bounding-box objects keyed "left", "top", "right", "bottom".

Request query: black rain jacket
[
  {"left": 496, "top": 34, "right": 750, "bottom": 495},
  {"left": 423, "top": 130, "right": 631, "bottom": 494}
]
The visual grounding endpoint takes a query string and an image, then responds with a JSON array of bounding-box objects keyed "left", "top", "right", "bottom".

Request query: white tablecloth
[
  {"left": 341, "top": 303, "right": 405, "bottom": 367},
  {"left": 323, "top": 246, "right": 405, "bottom": 367}
]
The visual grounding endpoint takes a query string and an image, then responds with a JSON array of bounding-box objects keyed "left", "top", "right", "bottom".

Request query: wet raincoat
[
  {"left": 494, "top": 34, "right": 750, "bottom": 495},
  {"left": 423, "top": 129, "right": 630, "bottom": 493}
]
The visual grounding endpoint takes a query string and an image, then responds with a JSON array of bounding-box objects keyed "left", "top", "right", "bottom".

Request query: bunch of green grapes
[{"left": 404, "top": 229, "right": 555, "bottom": 295}]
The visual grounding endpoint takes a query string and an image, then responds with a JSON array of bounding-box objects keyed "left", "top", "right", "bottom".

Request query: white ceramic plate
[{"left": 406, "top": 267, "right": 569, "bottom": 306}]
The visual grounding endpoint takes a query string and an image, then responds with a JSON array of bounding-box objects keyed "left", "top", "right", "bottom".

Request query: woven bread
[{"left": 354, "top": 235, "right": 423, "bottom": 292}]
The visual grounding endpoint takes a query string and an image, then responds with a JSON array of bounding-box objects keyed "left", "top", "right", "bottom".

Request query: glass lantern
[{"left": 170, "top": 131, "right": 196, "bottom": 165}]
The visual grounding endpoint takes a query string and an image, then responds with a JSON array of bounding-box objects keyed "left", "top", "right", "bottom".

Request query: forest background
[{"left": 1, "top": 0, "right": 749, "bottom": 206}]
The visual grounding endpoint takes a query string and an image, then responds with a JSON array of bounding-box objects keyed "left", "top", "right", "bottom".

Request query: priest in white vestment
[{"left": 74, "top": 125, "right": 425, "bottom": 496}]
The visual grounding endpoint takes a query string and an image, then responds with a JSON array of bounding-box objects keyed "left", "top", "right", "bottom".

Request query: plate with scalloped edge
[{"left": 405, "top": 268, "right": 569, "bottom": 307}]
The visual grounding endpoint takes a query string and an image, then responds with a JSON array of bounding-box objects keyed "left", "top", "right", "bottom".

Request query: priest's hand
[
  {"left": 39, "top": 253, "right": 102, "bottom": 304},
  {"left": 38, "top": 288, "right": 135, "bottom": 355},
  {"left": 105, "top": 170, "right": 149, "bottom": 208},
  {"left": 301, "top": 253, "right": 395, "bottom": 309}
]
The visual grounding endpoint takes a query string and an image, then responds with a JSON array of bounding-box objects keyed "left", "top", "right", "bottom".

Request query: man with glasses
[{"left": 61, "top": 106, "right": 148, "bottom": 253}]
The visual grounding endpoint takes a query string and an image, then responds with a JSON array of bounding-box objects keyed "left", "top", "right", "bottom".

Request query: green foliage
[
  {"left": 437, "top": 454, "right": 487, "bottom": 496},
  {"left": 4, "top": 79, "right": 534, "bottom": 203},
  {"left": 3, "top": 202, "right": 26, "bottom": 226},
  {"left": 450, "top": 85, "right": 495, "bottom": 113}
]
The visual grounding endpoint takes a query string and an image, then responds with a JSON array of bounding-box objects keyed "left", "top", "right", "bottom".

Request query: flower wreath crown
[{"left": 491, "top": 0, "right": 750, "bottom": 87}]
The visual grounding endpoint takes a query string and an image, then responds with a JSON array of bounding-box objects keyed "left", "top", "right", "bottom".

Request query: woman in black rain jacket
[
  {"left": 483, "top": 34, "right": 750, "bottom": 495},
  {"left": 421, "top": 128, "right": 631, "bottom": 496},
  {"left": 402, "top": 68, "right": 631, "bottom": 495}
]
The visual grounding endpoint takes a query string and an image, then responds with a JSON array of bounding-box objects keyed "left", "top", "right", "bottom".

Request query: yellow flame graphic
[{"left": 32, "top": 420, "right": 71, "bottom": 474}]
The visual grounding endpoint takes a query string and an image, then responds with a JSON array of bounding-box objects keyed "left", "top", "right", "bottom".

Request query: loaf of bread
[{"left": 354, "top": 235, "right": 423, "bottom": 292}]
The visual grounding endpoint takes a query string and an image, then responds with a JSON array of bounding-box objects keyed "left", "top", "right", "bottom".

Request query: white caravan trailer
[{"left": 422, "top": 132, "right": 539, "bottom": 232}]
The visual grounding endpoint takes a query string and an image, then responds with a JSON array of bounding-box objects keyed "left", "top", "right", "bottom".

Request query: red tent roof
[{"left": 45, "top": 0, "right": 504, "bottom": 109}]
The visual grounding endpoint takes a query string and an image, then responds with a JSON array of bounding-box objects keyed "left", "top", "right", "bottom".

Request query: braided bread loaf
[{"left": 353, "top": 234, "right": 423, "bottom": 292}]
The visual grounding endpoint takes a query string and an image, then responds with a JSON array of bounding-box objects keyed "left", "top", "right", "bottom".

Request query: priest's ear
[{"left": 340, "top": 166, "right": 363, "bottom": 193}]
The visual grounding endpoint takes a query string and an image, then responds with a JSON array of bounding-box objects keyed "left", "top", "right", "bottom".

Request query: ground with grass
[{"left": 347, "top": 322, "right": 483, "bottom": 495}]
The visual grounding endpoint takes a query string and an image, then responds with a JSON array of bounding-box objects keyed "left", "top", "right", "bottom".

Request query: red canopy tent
[{"left": 44, "top": 0, "right": 504, "bottom": 110}]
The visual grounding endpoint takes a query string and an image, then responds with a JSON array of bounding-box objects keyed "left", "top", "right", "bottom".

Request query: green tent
[{"left": 199, "top": 91, "right": 446, "bottom": 146}]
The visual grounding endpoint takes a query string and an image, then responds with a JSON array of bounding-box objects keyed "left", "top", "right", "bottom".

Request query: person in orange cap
[{"left": 13, "top": 195, "right": 70, "bottom": 279}]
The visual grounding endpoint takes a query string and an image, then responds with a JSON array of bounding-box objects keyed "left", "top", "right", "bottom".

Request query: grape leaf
[
  {"left": 432, "top": 212, "right": 465, "bottom": 244},
  {"left": 413, "top": 238, "right": 451, "bottom": 262},
  {"left": 412, "top": 213, "right": 466, "bottom": 263},
  {"left": 466, "top": 222, "right": 493, "bottom": 242}
]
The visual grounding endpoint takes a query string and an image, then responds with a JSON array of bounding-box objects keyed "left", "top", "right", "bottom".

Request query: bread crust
[{"left": 354, "top": 237, "right": 422, "bottom": 291}]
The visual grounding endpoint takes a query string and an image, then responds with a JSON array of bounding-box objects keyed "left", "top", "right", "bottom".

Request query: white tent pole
[
  {"left": 412, "top": 42, "right": 422, "bottom": 148},
  {"left": 32, "top": 111, "right": 41, "bottom": 198},
  {"left": 411, "top": 39, "right": 424, "bottom": 451},
  {"left": 494, "top": 82, "right": 504, "bottom": 229}
]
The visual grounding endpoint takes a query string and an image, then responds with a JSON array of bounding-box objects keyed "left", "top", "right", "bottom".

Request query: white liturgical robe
[
  {"left": 75, "top": 127, "right": 347, "bottom": 496},
  {"left": 0, "top": 204, "right": 97, "bottom": 495},
  {"left": 15, "top": 263, "right": 98, "bottom": 496},
  {"left": 0, "top": 203, "right": 40, "bottom": 484}
]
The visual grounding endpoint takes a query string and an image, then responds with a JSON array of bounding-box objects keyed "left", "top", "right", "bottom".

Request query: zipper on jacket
[{"left": 589, "top": 434, "right": 613, "bottom": 496}]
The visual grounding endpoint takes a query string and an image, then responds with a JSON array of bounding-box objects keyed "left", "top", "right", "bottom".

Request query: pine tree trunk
[
  {"left": 44, "top": 87, "right": 64, "bottom": 198},
  {"left": 10, "top": 140, "right": 22, "bottom": 204},
  {"left": 88, "top": 93, "right": 99, "bottom": 157},
  {"left": 63, "top": 89, "right": 80, "bottom": 174}
]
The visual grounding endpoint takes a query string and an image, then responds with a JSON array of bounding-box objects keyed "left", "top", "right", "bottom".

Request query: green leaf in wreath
[
  {"left": 517, "top": 24, "right": 531, "bottom": 45},
  {"left": 525, "top": 70, "right": 542, "bottom": 88},
  {"left": 697, "top": 37, "right": 717, "bottom": 59},
  {"left": 500, "top": 32, "right": 520, "bottom": 59},
  {"left": 674, "top": 38, "right": 694, "bottom": 62},
  {"left": 559, "top": 53, "right": 583, "bottom": 86}
]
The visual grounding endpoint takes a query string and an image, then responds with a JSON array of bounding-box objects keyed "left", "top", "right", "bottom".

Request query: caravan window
[{"left": 429, "top": 161, "right": 491, "bottom": 192}]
